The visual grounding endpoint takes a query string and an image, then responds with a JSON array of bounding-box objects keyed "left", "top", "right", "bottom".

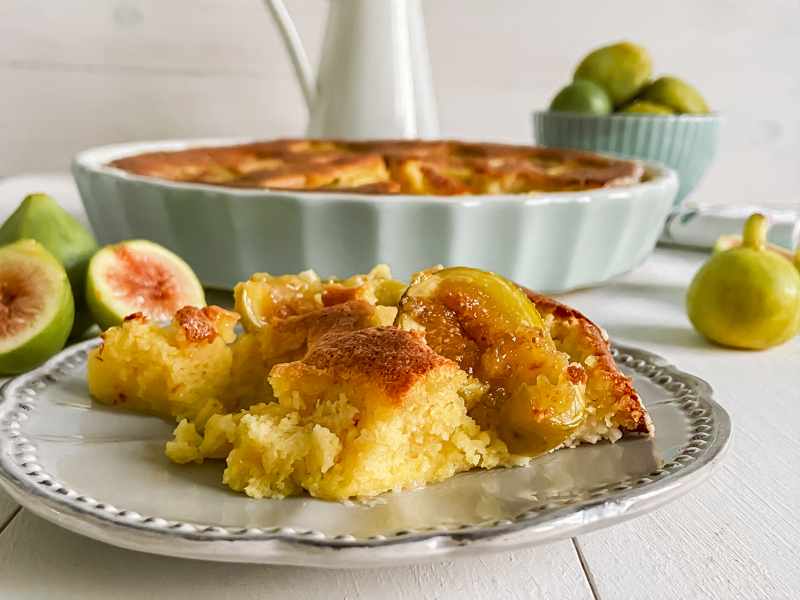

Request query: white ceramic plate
[{"left": 0, "top": 340, "right": 730, "bottom": 568}]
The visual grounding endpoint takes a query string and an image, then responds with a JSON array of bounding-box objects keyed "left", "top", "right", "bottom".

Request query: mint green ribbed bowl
[
  {"left": 533, "top": 111, "right": 724, "bottom": 209},
  {"left": 72, "top": 138, "right": 678, "bottom": 293}
]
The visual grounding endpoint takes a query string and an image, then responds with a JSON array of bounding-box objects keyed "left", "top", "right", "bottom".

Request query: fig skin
[
  {"left": 617, "top": 99, "right": 675, "bottom": 115},
  {"left": 686, "top": 214, "right": 800, "bottom": 349},
  {"left": 0, "top": 240, "right": 74, "bottom": 374},
  {"left": 573, "top": 41, "right": 652, "bottom": 108},
  {"left": 639, "top": 76, "right": 709, "bottom": 114},
  {"left": 497, "top": 382, "right": 585, "bottom": 456},
  {"left": 0, "top": 193, "right": 98, "bottom": 338},
  {"left": 396, "top": 266, "right": 546, "bottom": 333},
  {"left": 396, "top": 266, "right": 586, "bottom": 457},
  {"left": 549, "top": 80, "right": 613, "bottom": 115}
]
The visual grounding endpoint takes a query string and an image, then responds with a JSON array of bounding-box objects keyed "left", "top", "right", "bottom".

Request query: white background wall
[{"left": 1, "top": 0, "right": 798, "bottom": 208}]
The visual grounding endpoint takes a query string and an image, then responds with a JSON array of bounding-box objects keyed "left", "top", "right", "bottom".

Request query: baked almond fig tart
[
  {"left": 109, "top": 139, "right": 645, "bottom": 195},
  {"left": 87, "top": 264, "right": 652, "bottom": 501}
]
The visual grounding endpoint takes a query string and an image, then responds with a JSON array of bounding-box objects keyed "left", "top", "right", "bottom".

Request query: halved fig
[
  {"left": 396, "top": 266, "right": 586, "bottom": 457},
  {"left": 0, "top": 240, "right": 74, "bottom": 374},
  {"left": 0, "top": 193, "right": 99, "bottom": 338},
  {"left": 86, "top": 240, "right": 205, "bottom": 330}
]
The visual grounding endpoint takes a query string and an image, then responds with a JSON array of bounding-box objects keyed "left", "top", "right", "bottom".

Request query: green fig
[
  {"left": 549, "top": 80, "right": 613, "bottom": 114},
  {"left": 639, "top": 76, "right": 709, "bottom": 114},
  {"left": 573, "top": 42, "right": 652, "bottom": 107},
  {"left": 617, "top": 99, "right": 675, "bottom": 115},
  {"left": 686, "top": 214, "right": 800, "bottom": 349},
  {"left": 0, "top": 240, "right": 75, "bottom": 374},
  {"left": 0, "top": 193, "right": 98, "bottom": 338}
]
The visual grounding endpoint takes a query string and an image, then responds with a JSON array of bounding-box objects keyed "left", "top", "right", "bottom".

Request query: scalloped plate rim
[{"left": 0, "top": 339, "right": 732, "bottom": 567}]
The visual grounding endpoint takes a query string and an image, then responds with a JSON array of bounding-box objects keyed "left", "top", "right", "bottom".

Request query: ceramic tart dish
[{"left": 72, "top": 138, "right": 678, "bottom": 292}]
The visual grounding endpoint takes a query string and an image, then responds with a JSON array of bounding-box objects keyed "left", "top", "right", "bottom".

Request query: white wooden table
[{"left": 1, "top": 176, "right": 798, "bottom": 599}]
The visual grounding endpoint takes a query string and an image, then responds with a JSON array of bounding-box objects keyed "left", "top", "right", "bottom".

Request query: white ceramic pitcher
[{"left": 264, "top": 0, "right": 439, "bottom": 139}]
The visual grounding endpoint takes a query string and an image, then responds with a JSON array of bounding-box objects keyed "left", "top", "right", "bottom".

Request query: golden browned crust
[
  {"left": 566, "top": 363, "right": 588, "bottom": 385},
  {"left": 301, "top": 326, "right": 454, "bottom": 403},
  {"left": 321, "top": 283, "right": 368, "bottom": 307},
  {"left": 517, "top": 286, "right": 653, "bottom": 434},
  {"left": 174, "top": 305, "right": 240, "bottom": 343},
  {"left": 175, "top": 306, "right": 217, "bottom": 342},
  {"left": 108, "top": 139, "right": 644, "bottom": 196},
  {"left": 273, "top": 300, "right": 380, "bottom": 347}
]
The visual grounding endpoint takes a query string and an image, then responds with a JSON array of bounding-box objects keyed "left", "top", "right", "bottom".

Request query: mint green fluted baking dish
[
  {"left": 72, "top": 138, "right": 678, "bottom": 292},
  {"left": 533, "top": 112, "right": 723, "bottom": 209}
]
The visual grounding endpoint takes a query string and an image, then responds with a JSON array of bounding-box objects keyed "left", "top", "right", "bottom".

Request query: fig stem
[{"left": 742, "top": 213, "right": 767, "bottom": 250}]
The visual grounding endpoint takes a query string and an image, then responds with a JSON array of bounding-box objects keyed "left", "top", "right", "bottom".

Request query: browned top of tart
[
  {"left": 298, "top": 326, "right": 455, "bottom": 402},
  {"left": 108, "top": 139, "right": 645, "bottom": 196}
]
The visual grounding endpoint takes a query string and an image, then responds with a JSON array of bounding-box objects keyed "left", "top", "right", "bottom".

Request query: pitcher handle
[{"left": 263, "top": 0, "right": 316, "bottom": 109}]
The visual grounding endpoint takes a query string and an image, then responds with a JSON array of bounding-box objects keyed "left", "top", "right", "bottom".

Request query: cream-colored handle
[{"left": 263, "top": 0, "right": 316, "bottom": 109}]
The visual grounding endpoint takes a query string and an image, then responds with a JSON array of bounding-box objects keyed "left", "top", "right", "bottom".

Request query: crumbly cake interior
[
  {"left": 87, "top": 265, "right": 652, "bottom": 501},
  {"left": 109, "top": 139, "right": 645, "bottom": 196}
]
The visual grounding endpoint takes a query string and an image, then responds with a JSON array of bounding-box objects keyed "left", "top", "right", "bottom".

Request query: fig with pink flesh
[
  {"left": 86, "top": 240, "right": 206, "bottom": 331},
  {"left": 0, "top": 240, "right": 74, "bottom": 374},
  {"left": 0, "top": 193, "right": 98, "bottom": 338}
]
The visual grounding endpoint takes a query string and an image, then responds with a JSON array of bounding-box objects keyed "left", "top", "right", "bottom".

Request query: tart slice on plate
[{"left": 86, "top": 264, "right": 653, "bottom": 501}]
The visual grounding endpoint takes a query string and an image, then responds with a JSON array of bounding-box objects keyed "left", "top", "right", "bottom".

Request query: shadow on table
[
  {"left": 559, "top": 282, "right": 690, "bottom": 311},
  {"left": 606, "top": 323, "right": 710, "bottom": 350},
  {"left": 612, "top": 282, "right": 688, "bottom": 310}
]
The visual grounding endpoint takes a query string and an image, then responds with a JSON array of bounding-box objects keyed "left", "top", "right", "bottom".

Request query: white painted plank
[
  {"left": 0, "top": 0, "right": 798, "bottom": 205},
  {"left": 552, "top": 249, "right": 800, "bottom": 600},
  {"left": 0, "top": 510, "right": 593, "bottom": 600},
  {"left": 0, "top": 0, "right": 327, "bottom": 77},
  {"left": 0, "top": 493, "right": 19, "bottom": 536},
  {"left": 0, "top": 67, "right": 308, "bottom": 175}
]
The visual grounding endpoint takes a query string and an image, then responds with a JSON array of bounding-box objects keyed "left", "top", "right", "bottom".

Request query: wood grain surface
[{"left": 0, "top": 510, "right": 595, "bottom": 600}]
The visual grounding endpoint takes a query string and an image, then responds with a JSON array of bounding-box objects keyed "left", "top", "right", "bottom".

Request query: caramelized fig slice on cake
[
  {"left": 395, "top": 266, "right": 586, "bottom": 456},
  {"left": 0, "top": 240, "right": 74, "bottom": 374},
  {"left": 86, "top": 240, "right": 205, "bottom": 330}
]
